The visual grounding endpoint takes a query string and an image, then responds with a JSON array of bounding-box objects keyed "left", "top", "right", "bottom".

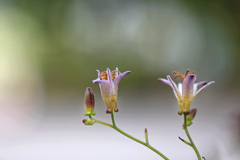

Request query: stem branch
[
  {"left": 110, "top": 110, "right": 169, "bottom": 160},
  {"left": 183, "top": 114, "right": 201, "bottom": 160}
]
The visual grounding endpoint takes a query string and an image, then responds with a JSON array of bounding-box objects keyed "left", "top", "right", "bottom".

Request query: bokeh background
[{"left": 0, "top": 0, "right": 240, "bottom": 159}]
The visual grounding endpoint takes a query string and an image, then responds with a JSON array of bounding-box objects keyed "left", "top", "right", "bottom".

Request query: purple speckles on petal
[
  {"left": 182, "top": 74, "right": 196, "bottom": 99},
  {"left": 194, "top": 81, "right": 215, "bottom": 98}
]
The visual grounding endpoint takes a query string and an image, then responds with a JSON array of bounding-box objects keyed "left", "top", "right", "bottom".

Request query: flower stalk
[
  {"left": 183, "top": 113, "right": 201, "bottom": 160},
  {"left": 89, "top": 109, "right": 169, "bottom": 160},
  {"left": 110, "top": 110, "right": 169, "bottom": 160}
]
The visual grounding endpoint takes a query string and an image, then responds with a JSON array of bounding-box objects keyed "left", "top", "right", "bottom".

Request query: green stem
[
  {"left": 110, "top": 109, "right": 169, "bottom": 160},
  {"left": 89, "top": 115, "right": 113, "bottom": 128},
  {"left": 183, "top": 114, "right": 201, "bottom": 160},
  {"left": 111, "top": 110, "right": 116, "bottom": 127},
  {"left": 145, "top": 128, "right": 149, "bottom": 145}
]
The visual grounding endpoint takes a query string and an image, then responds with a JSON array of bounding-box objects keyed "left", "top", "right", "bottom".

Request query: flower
[
  {"left": 93, "top": 68, "right": 131, "bottom": 114},
  {"left": 84, "top": 87, "right": 95, "bottom": 116},
  {"left": 158, "top": 69, "right": 215, "bottom": 115}
]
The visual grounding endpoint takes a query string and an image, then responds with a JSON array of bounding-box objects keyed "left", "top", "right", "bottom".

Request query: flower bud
[
  {"left": 82, "top": 119, "right": 96, "bottom": 125},
  {"left": 84, "top": 87, "right": 95, "bottom": 116},
  {"left": 186, "top": 108, "right": 197, "bottom": 121},
  {"left": 183, "top": 108, "right": 197, "bottom": 127}
]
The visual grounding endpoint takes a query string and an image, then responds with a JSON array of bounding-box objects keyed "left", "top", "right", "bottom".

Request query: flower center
[
  {"left": 99, "top": 71, "right": 108, "bottom": 80},
  {"left": 173, "top": 69, "right": 195, "bottom": 82},
  {"left": 111, "top": 70, "right": 121, "bottom": 80},
  {"left": 99, "top": 70, "right": 121, "bottom": 80}
]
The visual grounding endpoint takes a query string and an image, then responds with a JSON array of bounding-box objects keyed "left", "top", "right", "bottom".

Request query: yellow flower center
[
  {"left": 173, "top": 69, "right": 195, "bottom": 83},
  {"left": 99, "top": 70, "right": 121, "bottom": 80}
]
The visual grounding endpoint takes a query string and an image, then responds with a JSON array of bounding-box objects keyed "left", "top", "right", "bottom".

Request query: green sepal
[
  {"left": 84, "top": 108, "right": 96, "bottom": 116},
  {"left": 186, "top": 121, "right": 193, "bottom": 127}
]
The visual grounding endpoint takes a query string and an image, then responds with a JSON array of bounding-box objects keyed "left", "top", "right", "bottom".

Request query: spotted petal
[
  {"left": 194, "top": 81, "right": 215, "bottom": 98},
  {"left": 114, "top": 71, "right": 131, "bottom": 87},
  {"left": 193, "top": 81, "right": 207, "bottom": 95},
  {"left": 182, "top": 74, "right": 196, "bottom": 99}
]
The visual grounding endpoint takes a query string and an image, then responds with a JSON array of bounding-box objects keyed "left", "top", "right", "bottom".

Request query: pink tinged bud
[
  {"left": 84, "top": 87, "right": 95, "bottom": 116},
  {"left": 183, "top": 108, "right": 197, "bottom": 127},
  {"left": 82, "top": 119, "right": 95, "bottom": 125},
  {"left": 186, "top": 108, "right": 197, "bottom": 121}
]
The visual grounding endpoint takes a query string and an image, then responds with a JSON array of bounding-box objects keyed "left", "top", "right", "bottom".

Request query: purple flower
[
  {"left": 93, "top": 68, "right": 131, "bottom": 114},
  {"left": 158, "top": 70, "right": 215, "bottom": 115}
]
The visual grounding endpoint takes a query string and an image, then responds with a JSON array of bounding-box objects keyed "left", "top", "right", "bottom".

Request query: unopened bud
[
  {"left": 186, "top": 108, "right": 197, "bottom": 121},
  {"left": 183, "top": 108, "right": 197, "bottom": 127},
  {"left": 82, "top": 119, "right": 96, "bottom": 125},
  {"left": 84, "top": 87, "right": 95, "bottom": 116}
]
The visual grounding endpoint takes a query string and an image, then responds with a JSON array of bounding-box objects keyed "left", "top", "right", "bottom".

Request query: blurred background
[{"left": 0, "top": 0, "right": 240, "bottom": 159}]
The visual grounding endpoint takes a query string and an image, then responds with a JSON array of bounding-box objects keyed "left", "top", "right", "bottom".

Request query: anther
[
  {"left": 111, "top": 70, "right": 121, "bottom": 80},
  {"left": 99, "top": 71, "right": 108, "bottom": 80}
]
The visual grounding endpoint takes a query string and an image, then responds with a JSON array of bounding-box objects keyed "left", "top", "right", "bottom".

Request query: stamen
[
  {"left": 173, "top": 71, "right": 184, "bottom": 82},
  {"left": 98, "top": 70, "right": 122, "bottom": 80},
  {"left": 99, "top": 71, "right": 108, "bottom": 80},
  {"left": 111, "top": 70, "right": 121, "bottom": 79},
  {"left": 173, "top": 69, "right": 195, "bottom": 82},
  {"left": 184, "top": 69, "right": 190, "bottom": 77}
]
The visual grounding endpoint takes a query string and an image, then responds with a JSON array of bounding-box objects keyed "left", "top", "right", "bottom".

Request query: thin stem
[
  {"left": 89, "top": 115, "right": 113, "bottom": 128},
  {"left": 111, "top": 110, "right": 116, "bottom": 127},
  {"left": 110, "top": 109, "right": 169, "bottom": 160},
  {"left": 183, "top": 114, "right": 201, "bottom": 160}
]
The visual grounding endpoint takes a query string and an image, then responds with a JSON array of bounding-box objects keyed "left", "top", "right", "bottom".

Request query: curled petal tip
[
  {"left": 114, "top": 108, "right": 119, "bottom": 112},
  {"left": 158, "top": 78, "right": 171, "bottom": 86},
  {"left": 158, "top": 78, "right": 165, "bottom": 81},
  {"left": 106, "top": 109, "right": 111, "bottom": 114},
  {"left": 185, "top": 74, "right": 197, "bottom": 80},
  {"left": 207, "top": 81, "right": 215, "bottom": 85},
  {"left": 96, "top": 70, "right": 100, "bottom": 76},
  {"left": 178, "top": 111, "right": 183, "bottom": 115}
]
